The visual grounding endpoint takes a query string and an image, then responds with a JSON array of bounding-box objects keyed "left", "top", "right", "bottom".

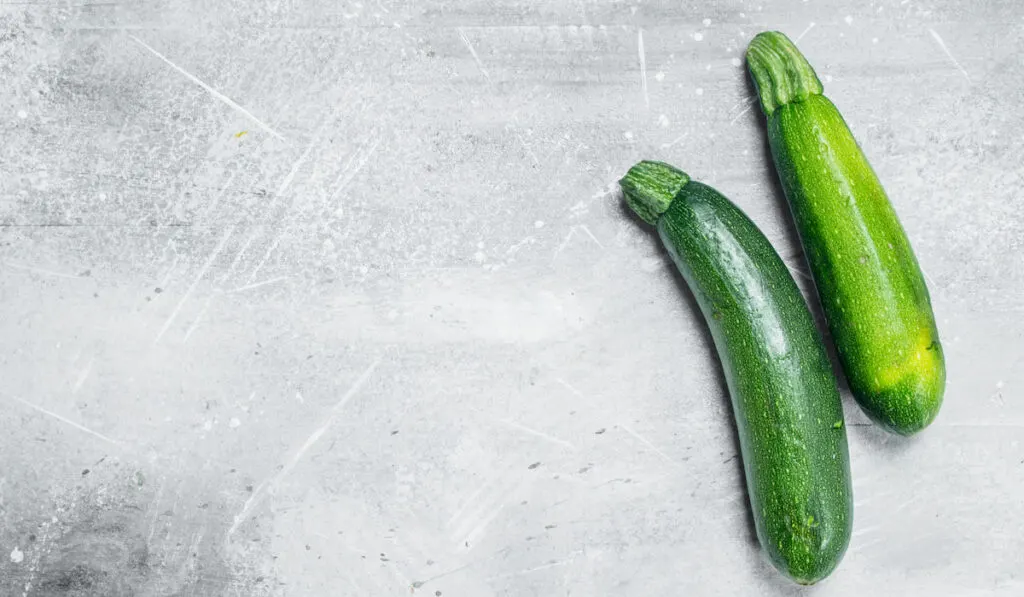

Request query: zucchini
[
  {"left": 746, "top": 31, "right": 945, "bottom": 435},
  {"left": 621, "top": 161, "right": 852, "bottom": 584}
]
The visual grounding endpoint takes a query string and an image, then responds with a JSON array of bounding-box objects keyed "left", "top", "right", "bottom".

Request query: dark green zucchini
[
  {"left": 621, "top": 161, "right": 852, "bottom": 584},
  {"left": 746, "top": 31, "right": 945, "bottom": 435}
]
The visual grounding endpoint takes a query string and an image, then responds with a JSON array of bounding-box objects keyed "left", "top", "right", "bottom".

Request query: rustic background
[{"left": 2, "top": 1, "right": 1022, "bottom": 595}]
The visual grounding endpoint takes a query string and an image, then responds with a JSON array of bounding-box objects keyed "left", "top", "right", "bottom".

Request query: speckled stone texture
[{"left": 1, "top": 1, "right": 1022, "bottom": 595}]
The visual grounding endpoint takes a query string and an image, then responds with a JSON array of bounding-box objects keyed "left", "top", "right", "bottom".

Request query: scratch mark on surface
[
  {"left": 203, "top": 170, "right": 237, "bottom": 219},
  {"left": 182, "top": 297, "right": 212, "bottom": 344},
  {"left": 638, "top": 28, "right": 649, "bottom": 108},
  {"left": 730, "top": 97, "right": 758, "bottom": 125},
  {"left": 227, "top": 276, "right": 289, "bottom": 294},
  {"left": 660, "top": 132, "right": 689, "bottom": 150},
  {"left": 181, "top": 525, "right": 207, "bottom": 580},
  {"left": 795, "top": 21, "right": 816, "bottom": 42},
  {"left": 618, "top": 424, "right": 674, "bottom": 464},
  {"left": 182, "top": 227, "right": 256, "bottom": 344},
  {"left": 245, "top": 236, "right": 281, "bottom": 285},
  {"left": 509, "top": 121, "right": 540, "bottom": 166},
  {"left": 506, "top": 236, "right": 537, "bottom": 256},
  {"left": 551, "top": 227, "right": 577, "bottom": 262},
  {"left": 3, "top": 261, "right": 82, "bottom": 279},
  {"left": 577, "top": 224, "right": 604, "bottom": 249},
  {"left": 730, "top": 104, "right": 755, "bottom": 125},
  {"left": 447, "top": 483, "right": 489, "bottom": 528},
  {"left": 262, "top": 111, "right": 339, "bottom": 229},
  {"left": 276, "top": 137, "right": 316, "bottom": 198},
  {"left": 928, "top": 28, "right": 971, "bottom": 83},
  {"left": 852, "top": 524, "right": 881, "bottom": 537},
  {"left": 225, "top": 230, "right": 260, "bottom": 278},
  {"left": 449, "top": 476, "right": 523, "bottom": 553},
  {"left": 129, "top": 35, "right": 286, "bottom": 141},
  {"left": 894, "top": 496, "right": 916, "bottom": 512},
  {"left": 487, "top": 414, "right": 576, "bottom": 449},
  {"left": 329, "top": 136, "right": 381, "bottom": 203},
  {"left": 158, "top": 254, "right": 181, "bottom": 288},
  {"left": 154, "top": 226, "right": 234, "bottom": 344},
  {"left": 555, "top": 378, "right": 586, "bottom": 399},
  {"left": 487, "top": 552, "right": 582, "bottom": 580},
  {"left": 849, "top": 535, "right": 886, "bottom": 554},
  {"left": 145, "top": 480, "right": 166, "bottom": 544},
  {"left": 71, "top": 358, "right": 94, "bottom": 394},
  {"left": 227, "top": 357, "right": 381, "bottom": 537},
  {"left": 940, "top": 421, "right": 1024, "bottom": 428},
  {"left": 411, "top": 563, "right": 473, "bottom": 589},
  {"left": 919, "top": 264, "right": 939, "bottom": 293},
  {"left": 6, "top": 393, "right": 123, "bottom": 447},
  {"left": 461, "top": 503, "right": 505, "bottom": 551},
  {"left": 458, "top": 27, "right": 491, "bottom": 81},
  {"left": 591, "top": 181, "right": 619, "bottom": 202}
]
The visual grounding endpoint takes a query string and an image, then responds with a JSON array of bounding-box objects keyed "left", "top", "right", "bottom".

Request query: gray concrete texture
[{"left": 1, "top": 0, "right": 1022, "bottom": 595}]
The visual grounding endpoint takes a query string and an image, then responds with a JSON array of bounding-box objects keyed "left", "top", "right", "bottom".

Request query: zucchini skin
[
  {"left": 748, "top": 32, "right": 945, "bottom": 435},
  {"left": 622, "top": 163, "right": 853, "bottom": 585}
]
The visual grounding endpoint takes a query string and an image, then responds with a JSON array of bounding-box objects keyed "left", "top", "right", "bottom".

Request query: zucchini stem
[
  {"left": 619, "top": 161, "right": 690, "bottom": 224},
  {"left": 746, "top": 31, "right": 823, "bottom": 117}
]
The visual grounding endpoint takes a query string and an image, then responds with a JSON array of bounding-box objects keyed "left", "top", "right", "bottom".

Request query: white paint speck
[
  {"left": 624, "top": 131, "right": 634, "bottom": 140},
  {"left": 203, "top": 420, "right": 213, "bottom": 431},
  {"left": 473, "top": 251, "right": 486, "bottom": 263},
  {"left": 17, "top": 110, "right": 28, "bottom": 119},
  {"left": 695, "top": 88, "right": 704, "bottom": 96},
  {"left": 476, "top": 241, "right": 485, "bottom": 249},
  {"left": 693, "top": 32, "right": 704, "bottom": 42},
  {"left": 10, "top": 547, "right": 24, "bottom": 563},
  {"left": 658, "top": 114, "right": 670, "bottom": 127},
  {"left": 825, "top": 74, "right": 834, "bottom": 83},
  {"left": 702, "top": 18, "right": 712, "bottom": 26},
  {"left": 654, "top": 71, "right": 665, "bottom": 82},
  {"left": 229, "top": 417, "right": 241, "bottom": 428},
  {"left": 731, "top": 57, "right": 742, "bottom": 67},
  {"left": 705, "top": 64, "right": 712, "bottom": 71},
  {"left": 534, "top": 220, "right": 545, "bottom": 228},
  {"left": 872, "top": 37, "right": 879, "bottom": 44},
  {"left": 844, "top": 15, "right": 853, "bottom": 25},
  {"left": 996, "top": 380, "right": 1005, "bottom": 389}
]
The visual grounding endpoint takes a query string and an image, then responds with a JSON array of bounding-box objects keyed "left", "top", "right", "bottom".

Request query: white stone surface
[{"left": 1, "top": 1, "right": 1021, "bottom": 595}]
